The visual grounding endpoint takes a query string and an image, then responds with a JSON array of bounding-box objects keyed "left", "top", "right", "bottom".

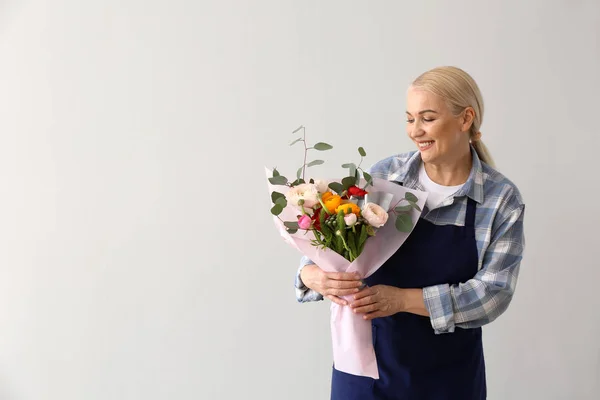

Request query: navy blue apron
[{"left": 331, "top": 197, "right": 486, "bottom": 400}]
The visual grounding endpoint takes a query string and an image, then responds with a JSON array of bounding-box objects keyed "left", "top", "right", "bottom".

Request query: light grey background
[{"left": 0, "top": 0, "right": 598, "bottom": 399}]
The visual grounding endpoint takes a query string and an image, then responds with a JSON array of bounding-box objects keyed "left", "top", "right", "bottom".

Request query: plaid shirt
[{"left": 295, "top": 148, "right": 525, "bottom": 334}]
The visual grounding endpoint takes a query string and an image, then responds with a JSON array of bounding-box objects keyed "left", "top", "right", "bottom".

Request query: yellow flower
[
  {"left": 335, "top": 203, "right": 361, "bottom": 216},
  {"left": 322, "top": 193, "right": 342, "bottom": 214}
]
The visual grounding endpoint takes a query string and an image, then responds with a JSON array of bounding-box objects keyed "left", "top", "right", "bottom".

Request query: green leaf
[
  {"left": 284, "top": 221, "right": 300, "bottom": 229},
  {"left": 307, "top": 160, "right": 324, "bottom": 167},
  {"left": 268, "top": 176, "right": 288, "bottom": 185},
  {"left": 355, "top": 168, "right": 360, "bottom": 181},
  {"left": 405, "top": 192, "right": 418, "bottom": 203},
  {"left": 358, "top": 147, "right": 366, "bottom": 157},
  {"left": 270, "top": 204, "right": 283, "bottom": 216},
  {"left": 292, "top": 125, "right": 304, "bottom": 134},
  {"left": 271, "top": 191, "right": 285, "bottom": 203},
  {"left": 287, "top": 228, "right": 298, "bottom": 234},
  {"left": 395, "top": 213, "right": 413, "bottom": 232},
  {"left": 291, "top": 178, "right": 305, "bottom": 186},
  {"left": 394, "top": 204, "right": 412, "bottom": 213},
  {"left": 290, "top": 138, "right": 303, "bottom": 146},
  {"left": 273, "top": 169, "right": 280, "bottom": 177},
  {"left": 275, "top": 197, "right": 287, "bottom": 208},
  {"left": 313, "top": 142, "right": 333, "bottom": 151},
  {"left": 309, "top": 178, "right": 314, "bottom": 184},
  {"left": 297, "top": 166, "right": 303, "bottom": 179},
  {"left": 328, "top": 182, "right": 344, "bottom": 194},
  {"left": 363, "top": 171, "right": 373, "bottom": 186},
  {"left": 408, "top": 200, "right": 422, "bottom": 212},
  {"left": 358, "top": 223, "right": 368, "bottom": 253},
  {"left": 342, "top": 176, "right": 357, "bottom": 190}
]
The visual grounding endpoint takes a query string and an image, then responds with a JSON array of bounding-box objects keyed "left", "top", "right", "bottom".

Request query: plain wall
[{"left": 0, "top": 0, "right": 599, "bottom": 399}]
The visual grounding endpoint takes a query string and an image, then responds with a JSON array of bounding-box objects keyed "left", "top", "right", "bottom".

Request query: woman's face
[{"left": 405, "top": 86, "right": 471, "bottom": 165}]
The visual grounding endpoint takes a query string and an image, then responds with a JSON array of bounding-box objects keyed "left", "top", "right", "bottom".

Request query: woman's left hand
[{"left": 350, "top": 285, "right": 403, "bottom": 320}]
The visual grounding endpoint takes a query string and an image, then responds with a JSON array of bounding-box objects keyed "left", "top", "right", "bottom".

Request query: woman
[{"left": 295, "top": 66, "right": 525, "bottom": 399}]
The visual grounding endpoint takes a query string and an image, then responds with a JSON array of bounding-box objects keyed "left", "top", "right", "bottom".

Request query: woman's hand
[
  {"left": 300, "top": 264, "right": 364, "bottom": 306},
  {"left": 350, "top": 285, "right": 403, "bottom": 320},
  {"left": 351, "top": 286, "right": 429, "bottom": 319}
]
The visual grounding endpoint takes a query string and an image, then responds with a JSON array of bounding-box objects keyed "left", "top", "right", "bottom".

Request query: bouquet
[{"left": 266, "top": 126, "right": 427, "bottom": 379}]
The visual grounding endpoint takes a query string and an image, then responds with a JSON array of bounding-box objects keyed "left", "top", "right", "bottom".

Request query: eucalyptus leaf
[
  {"left": 307, "top": 160, "right": 324, "bottom": 167},
  {"left": 271, "top": 204, "right": 283, "bottom": 216},
  {"left": 297, "top": 167, "right": 303, "bottom": 179},
  {"left": 275, "top": 197, "right": 287, "bottom": 208},
  {"left": 268, "top": 176, "right": 288, "bottom": 185},
  {"left": 408, "top": 200, "right": 422, "bottom": 212},
  {"left": 405, "top": 192, "right": 418, "bottom": 203},
  {"left": 271, "top": 191, "right": 285, "bottom": 203},
  {"left": 313, "top": 142, "right": 333, "bottom": 151},
  {"left": 287, "top": 228, "right": 298, "bottom": 234},
  {"left": 363, "top": 171, "right": 373, "bottom": 186},
  {"left": 358, "top": 147, "right": 366, "bottom": 157},
  {"left": 342, "top": 176, "right": 357, "bottom": 190},
  {"left": 273, "top": 169, "right": 280, "bottom": 177},
  {"left": 291, "top": 178, "right": 305, "bottom": 186},
  {"left": 292, "top": 125, "right": 304, "bottom": 134},
  {"left": 395, "top": 213, "right": 413, "bottom": 232},
  {"left": 290, "top": 138, "right": 303, "bottom": 146},
  {"left": 284, "top": 221, "right": 300, "bottom": 229},
  {"left": 328, "top": 182, "right": 344, "bottom": 194},
  {"left": 394, "top": 204, "right": 412, "bottom": 213}
]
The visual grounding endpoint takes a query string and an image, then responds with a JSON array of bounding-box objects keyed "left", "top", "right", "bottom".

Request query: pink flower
[
  {"left": 298, "top": 214, "right": 312, "bottom": 230},
  {"left": 362, "top": 203, "right": 389, "bottom": 228}
]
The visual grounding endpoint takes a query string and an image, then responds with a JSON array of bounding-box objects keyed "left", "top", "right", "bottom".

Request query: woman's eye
[
  {"left": 406, "top": 119, "right": 414, "bottom": 123},
  {"left": 423, "top": 118, "right": 434, "bottom": 122}
]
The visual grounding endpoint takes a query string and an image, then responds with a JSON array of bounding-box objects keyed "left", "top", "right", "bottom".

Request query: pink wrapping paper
[{"left": 266, "top": 169, "right": 427, "bottom": 379}]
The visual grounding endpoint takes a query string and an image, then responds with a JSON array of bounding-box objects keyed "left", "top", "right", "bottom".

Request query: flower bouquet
[{"left": 266, "top": 126, "right": 427, "bottom": 379}]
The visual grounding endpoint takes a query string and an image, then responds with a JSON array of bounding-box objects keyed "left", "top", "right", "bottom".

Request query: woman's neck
[{"left": 424, "top": 150, "right": 472, "bottom": 186}]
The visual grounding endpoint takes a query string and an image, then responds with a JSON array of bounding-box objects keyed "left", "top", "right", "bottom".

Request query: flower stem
[{"left": 301, "top": 126, "right": 307, "bottom": 181}]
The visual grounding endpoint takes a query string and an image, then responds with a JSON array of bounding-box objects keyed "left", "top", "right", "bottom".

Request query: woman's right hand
[{"left": 300, "top": 264, "right": 364, "bottom": 306}]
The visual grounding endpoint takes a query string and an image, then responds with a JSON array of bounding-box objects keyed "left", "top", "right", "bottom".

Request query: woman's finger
[
  {"left": 328, "top": 279, "right": 364, "bottom": 290},
  {"left": 327, "top": 288, "right": 361, "bottom": 297},
  {"left": 350, "top": 295, "right": 376, "bottom": 308},
  {"left": 326, "top": 295, "right": 348, "bottom": 306},
  {"left": 353, "top": 287, "right": 376, "bottom": 300},
  {"left": 326, "top": 272, "right": 362, "bottom": 281},
  {"left": 352, "top": 303, "right": 379, "bottom": 314}
]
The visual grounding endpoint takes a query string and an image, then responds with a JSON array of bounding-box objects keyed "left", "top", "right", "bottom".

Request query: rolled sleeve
[
  {"left": 423, "top": 205, "right": 525, "bottom": 334},
  {"left": 295, "top": 256, "right": 324, "bottom": 303}
]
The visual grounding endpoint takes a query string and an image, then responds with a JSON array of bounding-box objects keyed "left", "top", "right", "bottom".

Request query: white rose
[
  {"left": 361, "top": 202, "right": 389, "bottom": 228},
  {"left": 313, "top": 179, "right": 330, "bottom": 194},
  {"left": 285, "top": 183, "right": 319, "bottom": 209}
]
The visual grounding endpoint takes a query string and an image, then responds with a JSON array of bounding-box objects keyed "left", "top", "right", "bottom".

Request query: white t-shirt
[{"left": 418, "top": 162, "right": 465, "bottom": 210}]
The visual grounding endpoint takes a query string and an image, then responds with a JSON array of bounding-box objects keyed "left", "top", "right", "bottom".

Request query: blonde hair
[{"left": 412, "top": 66, "right": 495, "bottom": 168}]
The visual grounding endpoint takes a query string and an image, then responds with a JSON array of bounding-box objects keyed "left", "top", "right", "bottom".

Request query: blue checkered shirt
[{"left": 295, "top": 148, "right": 525, "bottom": 334}]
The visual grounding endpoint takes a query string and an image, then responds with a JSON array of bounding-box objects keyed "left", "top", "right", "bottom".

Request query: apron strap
[{"left": 465, "top": 198, "right": 477, "bottom": 228}]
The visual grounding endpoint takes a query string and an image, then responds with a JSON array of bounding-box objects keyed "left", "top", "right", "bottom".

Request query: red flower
[
  {"left": 348, "top": 185, "right": 368, "bottom": 197},
  {"left": 310, "top": 207, "right": 322, "bottom": 231}
]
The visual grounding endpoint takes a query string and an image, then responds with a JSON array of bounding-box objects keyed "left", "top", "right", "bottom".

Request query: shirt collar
[{"left": 390, "top": 145, "right": 485, "bottom": 204}]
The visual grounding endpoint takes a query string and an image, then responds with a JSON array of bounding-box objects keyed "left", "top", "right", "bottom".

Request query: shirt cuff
[
  {"left": 295, "top": 257, "right": 324, "bottom": 303},
  {"left": 423, "top": 284, "right": 456, "bottom": 334}
]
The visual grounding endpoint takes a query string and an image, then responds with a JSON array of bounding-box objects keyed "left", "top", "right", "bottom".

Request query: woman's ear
[{"left": 461, "top": 107, "right": 475, "bottom": 132}]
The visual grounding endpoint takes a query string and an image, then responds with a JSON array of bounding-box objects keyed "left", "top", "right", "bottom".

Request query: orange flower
[
  {"left": 321, "top": 192, "right": 334, "bottom": 202},
  {"left": 335, "top": 203, "right": 361, "bottom": 216},
  {"left": 322, "top": 194, "right": 342, "bottom": 213}
]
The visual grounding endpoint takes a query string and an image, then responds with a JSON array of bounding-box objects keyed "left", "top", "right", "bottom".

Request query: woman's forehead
[{"left": 406, "top": 87, "right": 447, "bottom": 112}]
